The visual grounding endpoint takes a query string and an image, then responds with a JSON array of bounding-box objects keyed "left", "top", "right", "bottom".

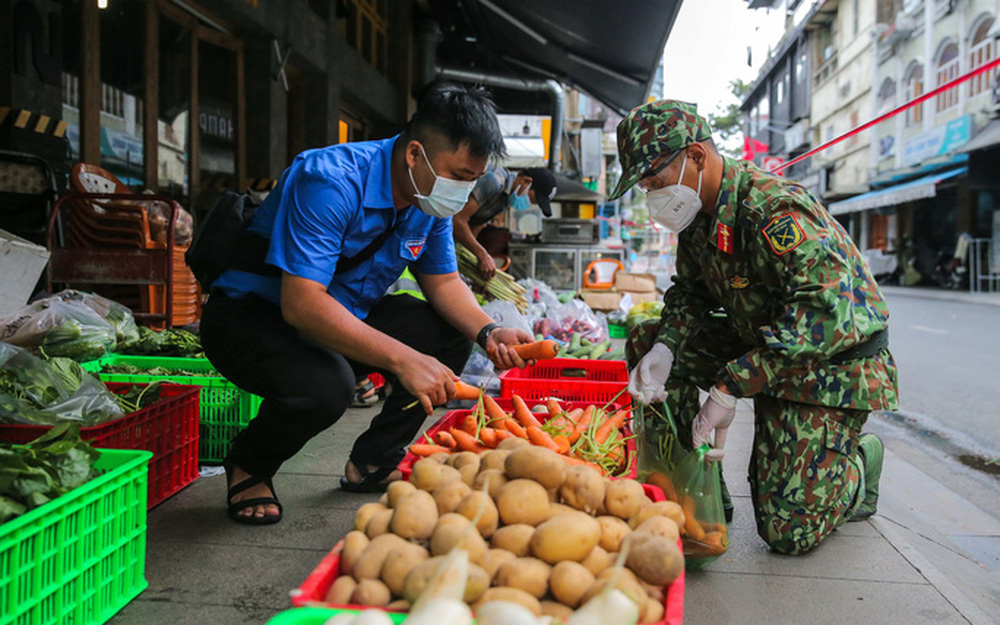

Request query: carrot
[
  {"left": 512, "top": 395, "right": 543, "bottom": 429},
  {"left": 546, "top": 398, "right": 564, "bottom": 419},
  {"left": 594, "top": 409, "right": 629, "bottom": 445},
  {"left": 450, "top": 428, "right": 488, "bottom": 453},
  {"left": 497, "top": 418, "right": 528, "bottom": 438},
  {"left": 483, "top": 395, "right": 509, "bottom": 425},
  {"left": 569, "top": 405, "right": 596, "bottom": 444},
  {"left": 493, "top": 429, "right": 514, "bottom": 442},
  {"left": 527, "top": 425, "right": 561, "bottom": 452},
  {"left": 546, "top": 415, "right": 574, "bottom": 437},
  {"left": 460, "top": 414, "right": 478, "bottom": 436},
  {"left": 552, "top": 434, "right": 571, "bottom": 455},
  {"left": 646, "top": 471, "right": 679, "bottom": 503},
  {"left": 453, "top": 380, "right": 483, "bottom": 401},
  {"left": 410, "top": 443, "right": 451, "bottom": 457},
  {"left": 434, "top": 431, "right": 457, "bottom": 449},
  {"left": 681, "top": 495, "right": 706, "bottom": 540},
  {"left": 479, "top": 427, "right": 499, "bottom": 448},
  {"left": 510, "top": 340, "right": 560, "bottom": 361},
  {"left": 565, "top": 408, "right": 585, "bottom": 424},
  {"left": 558, "top": 454, "right": 607, "bottom": 473}
]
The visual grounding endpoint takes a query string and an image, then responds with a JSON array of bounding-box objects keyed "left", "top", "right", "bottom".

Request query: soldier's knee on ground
[{"left": 756, "top": 510, "right": 835, "bottom": 555}]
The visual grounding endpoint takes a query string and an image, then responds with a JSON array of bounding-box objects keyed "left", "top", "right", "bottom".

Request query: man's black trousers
[{"left": 200, "top": 292, "right": 472, "bottom": 479}]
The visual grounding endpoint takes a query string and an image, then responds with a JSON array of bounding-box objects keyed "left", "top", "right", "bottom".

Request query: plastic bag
[
  {"left": 626, "top": 300, "right": 664, "bottom": 330},
  {"left": 481, "top": 300, "right": 533, "bottom": 336},
  {"left": 518, "top": 278, "right": 561, "bottom": 314},
  {"left": 535, "top": 298, "right": 609, "bottom": 343},
  {"left": 57, "top": 290, "right": 139, "bottom": 348},
  {"left": 0, "top": 295, "right": 117, "bottom": 362},
  {"left": 456, "top": 346, "right": 501, "bottom": 405},
  {"left": 0, "top": 342, "right": 124, "bottom": 426},
  {"left": 633, "top": 403, "right": 728, "bottom": 570}
]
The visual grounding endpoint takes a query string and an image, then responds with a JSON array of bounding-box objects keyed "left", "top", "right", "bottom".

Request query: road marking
[{"left": 910, "top": 324, "right": 948, "bottom": 335}]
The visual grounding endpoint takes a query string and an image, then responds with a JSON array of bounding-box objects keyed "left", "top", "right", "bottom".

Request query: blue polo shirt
[{"left": 212, "top": 136, "right": 457, "bottom": 319}]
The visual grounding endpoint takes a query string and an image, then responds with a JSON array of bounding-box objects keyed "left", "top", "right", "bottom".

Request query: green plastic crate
[
  {"left": 0, "top": 448, "right": 151, "bottom": 625},
  {"left": 267, "top": 608, "right": 407, "bottom": 625},
  {"left": 82, "top": 355, "right": 261, "bottom": 464},
  {"left": 609, "top": 323, "right": 628, "bottom": 338}
]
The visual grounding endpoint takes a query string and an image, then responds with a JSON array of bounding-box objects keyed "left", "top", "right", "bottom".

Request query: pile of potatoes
[{"left": 324, "top": 438, "right": 685, "bottom": 623}]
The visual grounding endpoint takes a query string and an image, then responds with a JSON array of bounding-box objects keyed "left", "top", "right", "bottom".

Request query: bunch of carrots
[{"left": 409, "top": 386, "right": 632, "bottom": 477}]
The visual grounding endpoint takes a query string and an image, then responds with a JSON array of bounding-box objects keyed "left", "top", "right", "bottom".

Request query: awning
[
  {"left": 960, "top": 118, "right": 1000, "bottom": 153},
  {"left": 828, "top": 167, "right": 966, "bottom": 215},
  {"left": 430, "top": 0, "right": 683, "bottom": 114},
  {"left": 500, "top": 137, "right": 547, "bottom": 169},
  {"left": 552, "top": 173, "right": 603, "bottom": 203}
]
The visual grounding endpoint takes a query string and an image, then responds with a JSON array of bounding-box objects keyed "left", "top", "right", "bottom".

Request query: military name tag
[{"left": 762, "top": 213, "right": 805, "bottom": 255}]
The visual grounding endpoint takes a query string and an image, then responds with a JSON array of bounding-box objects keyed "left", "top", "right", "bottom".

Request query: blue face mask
[{"left": 510, "top": 192, "right": 531, "bottom": 211}]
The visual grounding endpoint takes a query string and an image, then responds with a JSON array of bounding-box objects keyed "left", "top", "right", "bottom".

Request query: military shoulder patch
[{"left": 762, "top": 213, "right": 805, "bottom": 255}]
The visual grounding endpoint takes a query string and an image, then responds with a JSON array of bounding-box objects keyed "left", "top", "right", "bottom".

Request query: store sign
[
  {"left": 903, "top": 115, "right": 973, "bottom": 166},
  {"left": 199, "top": 105, "right": 234, "bottom": 142}
]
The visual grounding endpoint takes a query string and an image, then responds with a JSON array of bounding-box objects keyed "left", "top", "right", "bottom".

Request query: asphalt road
[{"left": 884, "top": 293, "right": 1000, "bottom": 457}]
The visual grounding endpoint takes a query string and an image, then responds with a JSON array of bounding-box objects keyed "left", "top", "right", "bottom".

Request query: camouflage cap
[{"left": 608, "top": 100, "right": 713, "bottom": 200}]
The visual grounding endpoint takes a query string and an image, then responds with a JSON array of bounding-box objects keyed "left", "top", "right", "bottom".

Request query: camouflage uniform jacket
[{"left": 656, "top": 156, "right": 899, "bottom": 411}]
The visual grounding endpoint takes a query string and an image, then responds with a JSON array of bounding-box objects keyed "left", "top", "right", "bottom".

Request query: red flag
[{"left": 741, "top": 135, "right": 769, "bottom": 161}]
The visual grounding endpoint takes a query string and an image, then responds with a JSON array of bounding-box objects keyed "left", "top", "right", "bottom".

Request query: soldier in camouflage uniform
[{"left": 610, "top": 100, "right": 899, "bottom": 555}]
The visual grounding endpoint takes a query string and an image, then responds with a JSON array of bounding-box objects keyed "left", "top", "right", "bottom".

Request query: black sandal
[
  {"left": 350, "top": 379, "right": 378, "bottom": 408},
  {"left": 339, "top": 459, "right": 398, "bottom": 493},
  {"left": 225, "top": 465, "right": 283, "bottom": 525}
]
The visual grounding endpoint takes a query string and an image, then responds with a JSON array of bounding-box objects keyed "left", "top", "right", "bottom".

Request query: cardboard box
[
  {"left": 615, "top": 272, "right": 657, "bottom": 294},
  {"left": 581, "top": 289, "right": 623, "bottom": 312},
  {"left": 620, "top": 290, "right": 659, "bottom": 306},
  {"left": 0, "top": 229, "right": 50, "bottom": 316}
]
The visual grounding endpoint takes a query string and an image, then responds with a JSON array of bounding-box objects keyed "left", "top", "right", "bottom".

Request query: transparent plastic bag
[
  {"left": 481, "top": 300, "right": 533, "bottom": 336},
  {"left": 534, "top": 298, "right": 609, "bottom": 344},
  {"left": 57, "top": 290, "right": 139, "bottom": 348},
  {"left": 0, "top": 295, "right": 117, "bottom": 362},
  {"left": 633, "top": 403, "right": 729, "bottom": 569},
  {"left": 0, "top": 342, "right": 124, "bottom": 425},
  {"left": 455, "top": 347, "right": 500, "bottom": 408}
]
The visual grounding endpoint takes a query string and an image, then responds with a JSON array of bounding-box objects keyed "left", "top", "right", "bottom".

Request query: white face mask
[
  {"left": 408, "top": 145, "right": 476, "bottom": 218},
  {"left": 647, "top": 154, "right": 703, "bottom": 233}
]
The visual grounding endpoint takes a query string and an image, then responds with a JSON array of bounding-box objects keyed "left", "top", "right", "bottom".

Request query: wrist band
[{"left": 476, "top": 322, "right": 500, "bottom": 349}]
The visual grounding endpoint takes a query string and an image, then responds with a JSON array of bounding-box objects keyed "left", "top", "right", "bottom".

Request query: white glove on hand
[
  {"left": 628, "top": 343, "right": 674, "bottom": 405},
  {"left": 692, "top": 385, "right": 738, "bottom": 461}
]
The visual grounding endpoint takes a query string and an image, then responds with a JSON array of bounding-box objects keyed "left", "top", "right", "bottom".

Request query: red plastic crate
[
  {"left": 290, "top": 483, "right": 684, "bottom": 625},
  {"left": 499, "top": 358, "right": 630, "bottom": 404},
  {"left": 397, "top": 397, "right": 634, "bottom": 479},
  {"left": 0, "top": 382, "right": 200, "bottom": 508}
]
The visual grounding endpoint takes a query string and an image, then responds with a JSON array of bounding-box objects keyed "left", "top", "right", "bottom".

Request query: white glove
[
  {"left": 628, "top": 343, "right": 674, "bottom": 405},
  {"left": 692, "top": 385, "right": 738, "bottom": 461}
]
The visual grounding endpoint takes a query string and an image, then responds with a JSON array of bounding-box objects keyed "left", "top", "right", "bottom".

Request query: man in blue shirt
[{"left": 201, "top": 84, "right": 533, "bottom": 524}]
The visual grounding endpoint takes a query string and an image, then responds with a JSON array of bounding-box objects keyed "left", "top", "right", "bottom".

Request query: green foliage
[{"left": 707, "top": 79, "right": 752, "bottom": 157}]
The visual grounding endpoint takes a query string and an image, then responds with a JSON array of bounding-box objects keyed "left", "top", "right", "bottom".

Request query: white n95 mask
[
  {"left": 648, "top": 154, "right": 703, "bottom": 233},
  {"left": 408, "top": 145, "right": 476, "bottom": 218}
]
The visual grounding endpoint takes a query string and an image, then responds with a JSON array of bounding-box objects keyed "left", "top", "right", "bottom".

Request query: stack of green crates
[
  {"left": 0, "top": 449, "right": 151, "bottom": 625},
  {"left": 82, "top": 355, "right": 261, "bottom": 464}
]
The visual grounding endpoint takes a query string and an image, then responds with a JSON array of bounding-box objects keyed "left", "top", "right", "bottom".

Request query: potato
[
  {"left": 580, "top": 545, "right": 613, "bottom": 576},
  {"left": 549, "top": 560, "right": 595, "bottom": 608},
  {"left": 351, "top": 579, "right": 391, "bottom": 606},
  {"left": 464, "top": 564, "right": 490, "bottom": 603},
  {"left": 479, "top": 449, "right": 510, "bottom": 473},
  {"left": 545, "top": 502, "right": 577, "bottom": 520},
  {"left": 428, "top": 452, "right": 450, "bottom": 464},
  {"left": 432, "top": 480, "right": 471, "bottom": 515},
  {"left": 380, "top": 542, "right": 429, "bottom": 596},
  {"left": 410, "top": 458, "right": 461, "bottom": 492},
  {"left": 482, "top": 548, "right": 517, "bottom": 581},
  {"left": 353, "top": 502, "right": 387, "bottom": 533},
  {"left": 386, "top": 599, "right": 411, "bottom": 611},
  {"left": 386, "top": 480, "right": 416, "bottom": 508},
  {"left": 378, "top": 493, "right": 389, "bottom": 506},
  {"left": 365, "top": 508, "right": 394, "bottom": 538},
  {"left": 586, "top": 567, "right": 648, "bottom": 607},
  {"left": 497, "top": 436, "right": 531, "bottom": 451},
  {"left": 597, "top": 515, "right": 632, "bottom": 552},
  {"left": 473, "top": 587, "right": 542, "bottom": 616},
  {"left": 448, "top": 451, "right": 481, "bottom": 472},
  {"left": 340, "top": 531, "right": 369, "bottom": 576},
  {"left": 541, "top": 601, "right": 574, "bottom": 621},
  {"left": 390, "top": 490, "right": 438, "bottom": 539},
  {"left": 643, "top": 597, "right": 666, "bottom": 624},
  {"left": 324, "top": 575, "right": 356, "bottom": 604},
  {"left": 496, "top": 479, "right": 551, "bottom": 526},
  {"left": 626, "top": 532, "right": 684, "bottom": 586},
  {"left": 605, "top": 479, "right": 647, "bottom": 520},
  {"left": 353, "top": 533, "right": 405, "bottom": 580},
  {"left": 454, "top": 491, "right": 499, "bottom": 538},
  {"left": 560, "top": 465, "right": 606, "bottom": 514},
  {"left": 505, "top": 447, "right": 567, "bottom": 489},
  {"left": 473, "top": 469, "right": 508, "bottom": 500},
  {"left": 459, "top": 463, "right": 479, "bottom": 487},
  {"left": 630, "top": 500, "right": 685, "bottom": 529},
  {"left": 402, "top": 556, "right": 445, "bottom": 602},
  {"left": 429, "top": 513, "right": 488, "bottom": 564},
  {"left": 490, "top": 524, "right": 535, "bottom": 557},
  {"left": 530, "top": 511, "right": 601, "bottom": 564},
  {"left": 635, "top": 516, "right": 680, "bottom": 542}
]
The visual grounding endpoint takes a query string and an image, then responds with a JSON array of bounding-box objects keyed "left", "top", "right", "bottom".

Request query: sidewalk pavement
[
  {"left": 881, "top": 285, "right": 1000, "bottom": 308},
  {"left": 107, "top": 401, "right": 1000, "bottom": 625}
]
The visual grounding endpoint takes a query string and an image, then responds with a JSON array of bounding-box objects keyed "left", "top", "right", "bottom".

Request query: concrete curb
[
  {"left": 881, "top": 286, "right": 1000, "bottom": 307},
  {"left": 870, "top": 516, "right": 996, "bottom": 625}
]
